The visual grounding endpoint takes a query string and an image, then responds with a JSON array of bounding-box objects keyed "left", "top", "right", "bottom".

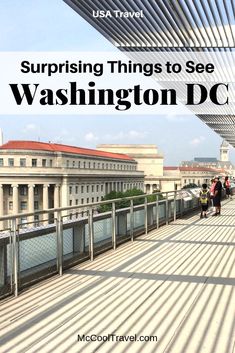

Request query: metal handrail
[{"left": 0, "top": 189, "right": 179, "bottom": 222}]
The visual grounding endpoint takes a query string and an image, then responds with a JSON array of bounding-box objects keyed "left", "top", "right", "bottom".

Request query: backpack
[{"left": 200, "top": 190, "right": 208, "bottom": 204}]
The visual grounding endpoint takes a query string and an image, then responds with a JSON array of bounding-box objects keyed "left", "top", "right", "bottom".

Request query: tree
[
  {"left": 98, "top": 188, "right": 164, "bottom": 213},
  {"left": 182, "top": 183, "right": 198, "bottom": 189}
]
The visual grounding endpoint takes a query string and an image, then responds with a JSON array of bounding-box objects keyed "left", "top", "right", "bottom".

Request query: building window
[
  {"left": 106, "top": 163, "right": 108, "bottom": 169},
  {"left": 93, "top": 162, "right": 96, "bottom": 168},
  {"left": 34, "top": 186, "right": 39, "bottom": 195},
  {"left": 20, "top": 158, "right": 26, "bottom": 167},
  {"left": 83, "top": 161, "right": 86, "bottom": 168},
  {"left": 81, "top": 185, "right": 84, "bottom": 193},
  {"left": 87, "top": 198, "right": 89, "bottom": 203},
  {"left": 78, "top": 161, "right": 81, "bottom": 168},
  {"left": 96, "top": 197, "right": 99, "bottom": 202},
  {"left": 86, "top": 185, "right": 89, "bottom": 193},
  {"left": 81, "top": 198, "right": 84, "bottom": 204},
  {"left": 73, "top": 161, "right": 75, "bottom": 167},
  {"left": 75, "top": 186, "right": 78, "bottom": 194},
  {"left": 9, "top": 201, "right": 13, "bottom": 210},
  {"left": 50, "top": 159, "right": 53, "bottom": 167},
  {"left": 42, "top": 159, "right": 47, "bottom": 167},
  {"left": 102, "top": 163, "right": 104, "bottom": 169},
  {"left": 101, "top": 185, "right": 103, "bottom": 192},
  {"left": 20, "top": 217, "right": 28, "bottom": 227},
  {"left": 20, "top": 186, "right": 27, "bottom": 196},
  {"left": 8, "top": 158, "right": 14, "bottom": 167},
  {"left": 0, "top": 158, "right": 3, "bottom": 166},
  {"left": 34, "top": 215, "right": 40, "bottom": 226},
  {"left": 91, "top": 185, "right": 94, "bottom": 192},
  {"left": 9, "top": 187, "right": 13, "bottom": 196},
  {"left": 76, "top": 199, "right": 78, "bottom": 205},
  {"left": 69, "top": 186, "right": 72, "bottom": 194},
  {"left": 96, "top": 185, "right": 99, "bottom": 192},
  {"left": 20, "top": 201, "right": 27, "bottom": 210},
  {"left": 66, "top": 160, "right": 69, "bottom": 168},
  {"left": 32, "top": 159, "right": 37, "bottom": 167},
  {"left": 88, "top": 162, "right": 91, "bottom": 168},
  {"left": 92, "top": 197, "right": 94, "bottom": 203},
  {"left": 97, "top": 163, "right": 100, "bottom": 169},
  {"left": 69, "top": 200, "right": 72, "bottom": 206},
  {"left": 34, "top": 201, "right": 39, "bottom": 210}
]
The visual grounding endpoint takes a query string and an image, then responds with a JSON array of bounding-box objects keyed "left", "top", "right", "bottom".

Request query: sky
[{"left": 0, "top": 0, "right": 234, "bottom": 165}]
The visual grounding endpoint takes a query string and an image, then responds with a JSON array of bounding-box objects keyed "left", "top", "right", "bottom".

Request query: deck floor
[{"left": 0, "top": 200, "right": 234, "bottom": 353}]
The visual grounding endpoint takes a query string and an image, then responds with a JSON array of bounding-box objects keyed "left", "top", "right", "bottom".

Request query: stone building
[{"left": 0, "top": 140, "right": 144, "bottom": 228}]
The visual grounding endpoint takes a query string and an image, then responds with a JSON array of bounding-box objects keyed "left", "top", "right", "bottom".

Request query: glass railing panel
[
  {"left": 93, "top": 216, "right": 112, "bottom": 253},
  {"left": 0, "top": 234, "right": 13, "bottom": 298},
  {"left": 159, "top": 201, "right": 166, "bottom": 223},
  {"left": 133, "top": 208, "right": 145, "bottom": 235},
  {"left": 18, "top": 231, "right": 57, "bottom": 287}
]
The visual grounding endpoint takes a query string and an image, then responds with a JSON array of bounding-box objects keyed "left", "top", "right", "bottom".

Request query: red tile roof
[
  {"left": 164, "top": 166, "right": 226, "bottom": 173},
  {"left": 163, "top": 167, "right": 179, "bottom": 170},
  {"left": 179, "top": 166, "right": 222, "bottom": 172},
  {"left": 0, "top": 141, "right": 134, "bottom": 161}
]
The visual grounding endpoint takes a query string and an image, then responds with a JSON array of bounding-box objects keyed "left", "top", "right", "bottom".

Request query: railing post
[
  {"left": 56, "top": 211, "right": 63, "bottom": 276},
  {"left": 166, "top": 193, "right": 169, "bottom": 225},
  {"left": 156, "top": 194, "right": 159, "bottom": 229},
  {"left": 12, "top": 218, "right": 18, "bottom": 297},
  {"left": 144, "top": 196, "right": 148, "bottom": 235},
  {"left": 130, "top": 199, "right": 134, "bottom": 242},
  {"left": 180, "top": 194, "right": 184, "bottom": 217},
  {"left": 88, "top": 207, "right": 94, "bottom": 261},
  {"left": 174, "top": 192, "right": 177, "bottom": 222},
  {"left": 112, "top": 202, "right": 116, "bottom": 250}
]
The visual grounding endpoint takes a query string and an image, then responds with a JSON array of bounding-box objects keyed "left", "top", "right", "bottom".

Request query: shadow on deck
[{"left": 0, "top": 199, "right": 234, "bottom": 353}]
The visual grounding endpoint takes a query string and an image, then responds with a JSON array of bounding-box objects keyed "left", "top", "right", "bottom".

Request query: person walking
[
  {"left": 224, "top": 176, "right": 232, "bottom": 199},
  {"left": 212, "top": 176, "right": 222, "bottom": 216},
  {"left": 210, "top": 178, "right": 216, "bottom": 212},
  {"left": 199, "top": 184, "right": 210, "bottom": 218}
]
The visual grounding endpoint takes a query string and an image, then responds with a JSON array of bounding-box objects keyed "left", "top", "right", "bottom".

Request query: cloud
[
  {"left": 22, "top": 123, "right": 38, "bottom": 133},
  {"left": 104, "top": 130, "right": 148, "bottom": 141},
  {"left": 84, "top": 132, "right": 99, "bottom": 142},
  {"left": 190, "top": 136, "right": 205, "bottom": 146},
  {"left": 164, "top": 114, "right": 190, "bottom": 122}
]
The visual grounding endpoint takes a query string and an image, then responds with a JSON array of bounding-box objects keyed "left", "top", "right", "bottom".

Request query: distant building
[
  {"left": 164, "top": 166, "right": 228, "bottom": 188},
  {"left": 181, "top": 140, "right": 234, "bottom": 174},
  {"left": 97, "top": 144, "right": 181, "bottom": 192},
  {"left": 0, "top": 140, "right": 144, "bottom": 229}
]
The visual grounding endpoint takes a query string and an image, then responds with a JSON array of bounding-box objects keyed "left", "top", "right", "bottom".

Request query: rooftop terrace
[{"left": 0, "top": 199, "right": 234, "bottom": 353}]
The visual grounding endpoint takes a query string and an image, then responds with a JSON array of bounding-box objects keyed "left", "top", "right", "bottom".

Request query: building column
[
  {"left": 54, "top": 184, "right": 60, "bottom": 208},
  {"left": 0, "top": 185, "right": 4, "bottom": 230},
  {"left": 43, "top": 184, "right": 49, "bottom": 222},
  {"left": 61, "top": 177, "right": 69, "bottom": 217},
  {"left": 54, "top": 184, "right": 60, "bottom": 220},
  {"left": 28, "top": 184, "right": 34, "bottom": 224},
  {"left": 12, "top": 184, "right": 19, "bottom": 215}
]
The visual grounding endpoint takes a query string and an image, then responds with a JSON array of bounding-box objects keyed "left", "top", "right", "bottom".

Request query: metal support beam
[
  {"left": 112, "top": 202, "right": 116, "bottom": 250},
  {"left": 88, "top": 207, "right": 94, "bottom": 261},
  {"left": 11, "top": 219, "right": 18, "bottom": 297},
  {"left": 166, "top": 193, "right": 169, "bottom": 225},
  {"left": 144, "top": 196, "right": 148, "bottom": 235},
  {"left": 130, "top": 199, "right": 134, "bottom": 242},
  {"left": 56, "top": 212, "right": 63, "bottom": 276}
]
